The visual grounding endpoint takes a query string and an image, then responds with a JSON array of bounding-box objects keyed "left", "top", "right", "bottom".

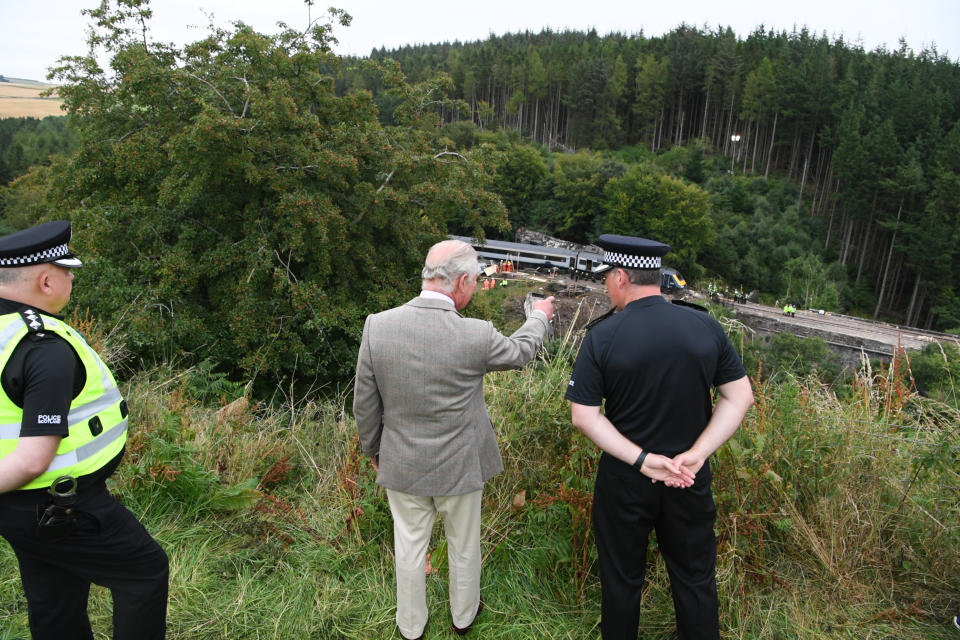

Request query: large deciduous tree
[
  {"left": 602, "top": 167, "right": 712, "bottom": 277},
  {"left": 47, "top": 0, "right": 508, "bottom": 389}
]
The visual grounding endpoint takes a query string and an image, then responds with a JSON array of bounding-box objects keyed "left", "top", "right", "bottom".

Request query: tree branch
[
  {"left": 234, "top": 76, "right": 250, "bottom": 118},
  {"left": 434, "top": 151, "right": 468, "bottom": 163},
  {"left": 375, "top": 169, "right": 396, "bottom": 194},
  {"left": 187, "top": 73, "right": 236, "bottom": 117}
]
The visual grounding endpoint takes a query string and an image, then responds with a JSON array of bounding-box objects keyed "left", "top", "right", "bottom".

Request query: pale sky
[{"left": 2, "top": 0, "right": 958, "bottom": 83}]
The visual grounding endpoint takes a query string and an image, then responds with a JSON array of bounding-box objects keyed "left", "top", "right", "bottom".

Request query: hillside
[{"left": 0, "top": 79, "right": 64, "bottom": 117}]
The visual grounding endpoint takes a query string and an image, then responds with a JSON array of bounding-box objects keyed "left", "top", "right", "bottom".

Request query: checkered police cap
[
  {"left": 0, "top": 221, "right": 83, "bottom": 269},
  {"left": 601, "top": 250, "right": 662, "bottom": 270},
  {"left": 594, "top": 234, "right": 670, "bottom": 273}
]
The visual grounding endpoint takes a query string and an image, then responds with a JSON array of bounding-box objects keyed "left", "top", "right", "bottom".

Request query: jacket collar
[{"left": 405, "top": 296, "right": 463, "bottom": 316}]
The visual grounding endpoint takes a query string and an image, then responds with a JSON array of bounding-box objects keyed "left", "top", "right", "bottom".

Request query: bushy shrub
[
  {"left": 908, "top": 342, "right": 960, "bottom": 407},
  {"left": 744, "top": 332, "right": 844, "bottom": 384}
]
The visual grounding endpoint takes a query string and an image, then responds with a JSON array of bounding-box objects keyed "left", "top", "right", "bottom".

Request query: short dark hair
[{"left": 623, "top": 267, "right": 661, "bottom": 287}]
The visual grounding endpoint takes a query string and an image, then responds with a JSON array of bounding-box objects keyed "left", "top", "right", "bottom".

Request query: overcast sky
[{"left": 3, "top": 0, "right": 959, "bottom": 83}]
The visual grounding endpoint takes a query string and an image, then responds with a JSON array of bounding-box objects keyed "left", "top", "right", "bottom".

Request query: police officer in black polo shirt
[
  {"left": 566, "top": 234, "right": 754, "bottom": 640},
  {"left": 0, "top": 221, "right": 168, "bottom": 640}
]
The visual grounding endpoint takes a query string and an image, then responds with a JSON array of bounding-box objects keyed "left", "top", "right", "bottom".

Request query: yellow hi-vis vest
[{"left": 0, "top": 309, "right": 127, "bottom": 490}]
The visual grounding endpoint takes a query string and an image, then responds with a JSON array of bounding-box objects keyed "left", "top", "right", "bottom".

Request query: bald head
[
  {"left": 0, "top": 263, "right": 75, "bottom": 314},
  {"left": 421, "top": 240, "right": 478, "bottom": 293}
]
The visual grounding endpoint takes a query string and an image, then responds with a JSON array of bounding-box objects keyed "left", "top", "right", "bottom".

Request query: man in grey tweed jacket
[{"left": 353, "top": 239, "right": 554, "bottom": 640}]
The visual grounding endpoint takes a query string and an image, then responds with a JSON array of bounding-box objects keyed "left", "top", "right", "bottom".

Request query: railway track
[
  {"left": 512, "top": 269, "right": 958, "bottom": 357},
  {"left": 727, "top": 300, "right": 958, "bottom": 356}
]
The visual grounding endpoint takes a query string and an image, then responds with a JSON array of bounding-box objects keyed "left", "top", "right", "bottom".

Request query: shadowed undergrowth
[{"left": 1, "top": 327, "right": 957, "bottom": 639}]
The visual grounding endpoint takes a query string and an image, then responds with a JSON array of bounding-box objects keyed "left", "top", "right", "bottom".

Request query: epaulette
[
  {"left": 19, "top": 308, "right": 47, "bottom": 337},
  {"left": 671, "top": 299, "right": 709, "bottom": 313},
  {"left": 584, "top": 306, "right": 616, "bottom": 331}
]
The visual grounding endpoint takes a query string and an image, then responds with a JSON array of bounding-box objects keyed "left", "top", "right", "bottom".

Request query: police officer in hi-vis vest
[{"left": 0, "top": 221, "right": 168, "bottom": 640}]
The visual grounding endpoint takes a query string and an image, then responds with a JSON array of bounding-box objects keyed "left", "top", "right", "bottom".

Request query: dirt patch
[{"left": 502, "top": 272, "right": 612, "bottom": 338}]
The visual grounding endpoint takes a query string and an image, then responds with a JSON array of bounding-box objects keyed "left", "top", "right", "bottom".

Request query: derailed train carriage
[{"left": 453, "top": 235, "right": 686, "bottom": 292}]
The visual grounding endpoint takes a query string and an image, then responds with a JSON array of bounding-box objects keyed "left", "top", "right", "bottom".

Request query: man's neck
[
  {"left": 620, "top": 286, "right": 662, "bottom": 308},
  {"left": 420, "top": 288, "right": 456, "bottom": 307}
]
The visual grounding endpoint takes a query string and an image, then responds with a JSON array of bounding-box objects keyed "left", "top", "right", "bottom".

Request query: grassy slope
[{"left": 0, "top": 312, "right": 957, "bottom": 639}]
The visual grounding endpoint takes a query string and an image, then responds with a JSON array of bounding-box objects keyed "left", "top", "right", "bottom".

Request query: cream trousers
[{"left": 386, "top": 488, "right": 483, "bottom": 638}]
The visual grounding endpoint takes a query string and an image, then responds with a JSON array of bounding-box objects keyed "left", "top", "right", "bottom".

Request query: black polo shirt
[
  {"left": 0, "top": 297, "right": 122, "bottom": 504},
  {"left": 565, "top": 295, "right": 746, "bottom": 457}
]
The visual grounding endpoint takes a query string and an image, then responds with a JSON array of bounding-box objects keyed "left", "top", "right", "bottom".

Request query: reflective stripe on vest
[
  {"left": 0, "top": 312, "right": 127, "bottom": 490},
  {"left": 43, "top": 418, "right": 128, "bottom": 473},
  {"left": 0, "top": 386, "right": 123, "bottom": 438}
]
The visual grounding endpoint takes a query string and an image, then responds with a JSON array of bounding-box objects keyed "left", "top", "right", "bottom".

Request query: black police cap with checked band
[
  {"left": 594, "top": 234, "right": 670, "bottom": 273},
  {"left": 0, "top": 221, "right": 82, "bottom": 269}
]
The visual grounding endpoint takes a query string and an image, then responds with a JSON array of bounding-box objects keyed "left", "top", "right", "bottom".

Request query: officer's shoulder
[
  {"left": 584, "top": 306, "right": 616, "bottom": 332},
  {"left": 669, "top": 298, "right": 724, "bottom": 331},
  {"left": 670, "top": 298, "right": 710, "bottom": 314}
]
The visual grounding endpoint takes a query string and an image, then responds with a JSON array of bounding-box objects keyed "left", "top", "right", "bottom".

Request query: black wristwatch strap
[{"left": 633, "top": 450, "right": 648, "bottom": 472}]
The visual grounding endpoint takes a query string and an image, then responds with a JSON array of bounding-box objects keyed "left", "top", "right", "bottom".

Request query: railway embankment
[{"left": 726, "top": 301, "right": 958, "bottom": 367}]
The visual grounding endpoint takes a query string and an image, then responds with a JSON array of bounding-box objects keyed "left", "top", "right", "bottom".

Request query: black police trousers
[
  {"left": 0, "top": 484, "right": 168, "bottom": 640},
  {"left": 593, "top": 454, "right": 719, "bottom": 640}
]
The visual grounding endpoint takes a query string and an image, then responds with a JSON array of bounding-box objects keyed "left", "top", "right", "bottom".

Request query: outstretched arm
[{"left": 570, "top": 402, "right": 695, "bottom": 487}]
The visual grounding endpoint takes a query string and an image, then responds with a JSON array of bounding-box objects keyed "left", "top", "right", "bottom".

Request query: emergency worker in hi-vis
[{"left": 0, "top": 221, "right": 168, "bottom": 640}]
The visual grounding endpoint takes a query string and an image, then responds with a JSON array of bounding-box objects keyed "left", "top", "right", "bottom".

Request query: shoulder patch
[
  {"left": 19, "top": 308, "right": 46, "bottom": 336},
  {"left": 584, "top": 306, "right": 616, "bottom": 331}
]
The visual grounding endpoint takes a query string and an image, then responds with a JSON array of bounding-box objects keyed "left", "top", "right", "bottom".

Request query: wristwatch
[{"left": 633, "top": 450, "right": 648, "bottom": 472}]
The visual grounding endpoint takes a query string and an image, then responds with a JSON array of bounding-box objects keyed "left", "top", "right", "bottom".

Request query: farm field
[{"left": 0, "top": 80, "right": 64, "bottom": 117}]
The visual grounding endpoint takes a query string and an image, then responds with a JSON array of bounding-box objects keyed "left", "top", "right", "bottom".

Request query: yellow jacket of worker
[{"left": 0, "top": 311, "right": 127, "bottom": 490}]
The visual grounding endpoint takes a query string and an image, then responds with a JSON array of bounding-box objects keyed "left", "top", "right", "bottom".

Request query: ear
[
  {"left": 36, "top": 269, "right": 53, "bottom": 294},
  {"left": 35, "top": 266, "right": 61, "bottom": 298},
  {"left": 611, "top": 268, "right": 623, "bottom": 287}
]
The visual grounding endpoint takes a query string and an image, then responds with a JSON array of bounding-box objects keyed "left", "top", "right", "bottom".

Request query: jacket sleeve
[
  {"left": 484, "top": 310, "right": 549, "bottom": 372},
  {"left": 352, "top": 316, "right": 384, "bottom": 458}
]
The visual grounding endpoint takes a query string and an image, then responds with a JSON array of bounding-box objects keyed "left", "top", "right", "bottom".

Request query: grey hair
[
  {"left": 421, "top": 240, "right": 478, "bottom": 293},
  {"left": 624, "top": 267, "right": 662, "bottom": 287},
  {"left": 0, "top": 267, "right": 29, "bottom": 287}
]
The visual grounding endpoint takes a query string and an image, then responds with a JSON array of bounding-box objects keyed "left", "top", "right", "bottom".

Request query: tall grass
[{"left": 1, "top": 319, "right": 957, "bottom": 639}]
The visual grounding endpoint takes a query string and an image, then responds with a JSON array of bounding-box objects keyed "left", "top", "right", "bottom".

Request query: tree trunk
[
  {"left": 701, "top": 86, "right": 710, "bottom": 139},
  {"left": 825, "top": 202, "right": 836, "bottom": 249},
  {"left": 856, "top": 221, "right": 872, "bottom": 285},
  {"left": 725, "top": 90, "right": 736, "bottom": 154},
  {"left": 797, "top": 133, "right": 813, "bottom": 212},
  {"left": 889, "top": 254, "right": 904, "bottom": 309},
  {"left": 839, "top": 214, "right": 854, "bottom": 265},
  {"left": 872, "top": 205, "right": 902, "bottom": 319},
  {"left": 764, "top": 111, "right": 778, "bottom": 179},
  {"left": 906, "top": 272, "right": 922, "bottom": 326}
]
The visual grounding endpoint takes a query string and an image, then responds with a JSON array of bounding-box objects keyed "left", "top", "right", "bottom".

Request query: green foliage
[
  {"left": 602, "top": 166, "right": 713, "bottom": 278},
  {"left": 5, "top": 335, "right": 957, "bottom": 638},
  {"left": 357, "top": 26, "right": 960, "bottom": 331},
  {"left": 0, "top": 116, "right": 77, "bottom": 187},
  {"left": 699, "top": 175, "right": 833, "bottom": 298},
  {"left": 489, "top": 143, "right": 549, "bottom": 230},
  {"left": 550, "top": 151, "right": 622, "bottom": 240},
  {"left": 783, "top": 253, "right": 841, "bottom": 310},
  {"left": 35, "top": 0, "right": 508, "bottom": 391},
  {"left": 744, "top": 333, "right": 844, "bottom": 384},
  {"left": 908, "top": 342, "right": 960, "bottom": 407}
]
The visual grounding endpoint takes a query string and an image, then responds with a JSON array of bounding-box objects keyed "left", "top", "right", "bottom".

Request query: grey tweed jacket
[{"left": 353, "top": 296, "right": 549, "bottom": 496}]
